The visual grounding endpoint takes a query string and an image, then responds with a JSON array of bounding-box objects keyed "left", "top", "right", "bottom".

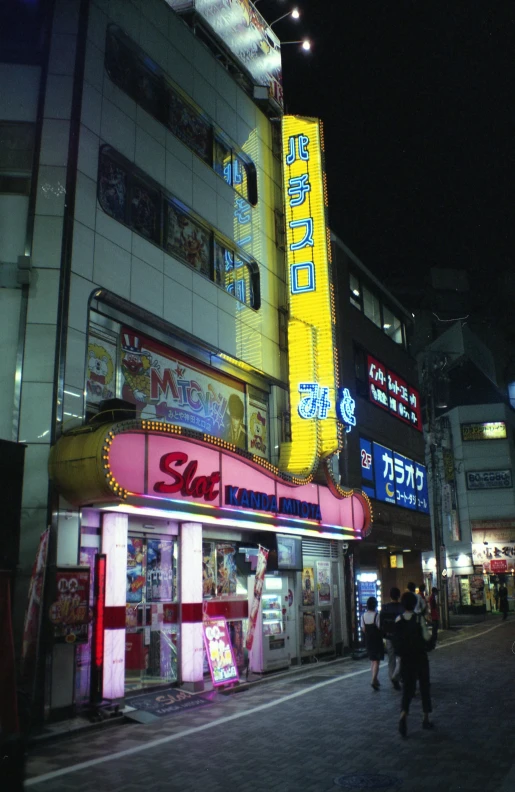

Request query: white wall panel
[{"left": 163, "top": 276, "right": 193, "bottom": 334}]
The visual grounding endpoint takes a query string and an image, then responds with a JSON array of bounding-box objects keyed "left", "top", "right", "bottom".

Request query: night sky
[{"left": 263, "top": 1, "right": 515, "bottom": 302}]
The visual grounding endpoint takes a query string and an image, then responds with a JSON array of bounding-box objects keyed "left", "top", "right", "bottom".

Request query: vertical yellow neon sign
[{"left": 279, "top": 116, "right": 340, "bottom": 478}]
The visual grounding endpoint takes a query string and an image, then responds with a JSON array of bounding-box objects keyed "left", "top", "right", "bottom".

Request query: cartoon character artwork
[
  {"left": 202, "top": 542, "right": 216, "bottom": 599},
  {"left": 120, "top": 331, "right": 159, "bottom": 417},
  {"left": 216, "top": 544, "right": 237, "bottom": 596},
  {"left": 86, "top": 340, "right": 115, "bottom": 406},
  {"left": 249, "top": 408, "right": 267, "bottom": 458},
  {"left": 223, "top": 394, "right": 246, "bottom": 450},
  {"left": 126, "top": 538, "right": 146, "bottom": 604}
]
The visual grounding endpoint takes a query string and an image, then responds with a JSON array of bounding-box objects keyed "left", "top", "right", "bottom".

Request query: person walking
[
  {"left": 428, "top": 587, "right": 439, "bottom": 644},
  {"left": 380, "top": 587, "right": 404, "bottom": 690},
  {"left": 360, "top": 596, "right": 384, "bottom": 691},
  {"left": 393, "top": 591, "right": 434, "bottom": 737},
  {"left": 416, "top": 583, "right": 429, "bottom": 619},
  {"left": 493, "top": 582, "right": 499, "bottom": 611},
  {"left": 499, "top": 583, "right": 509, "bottom": 620}
]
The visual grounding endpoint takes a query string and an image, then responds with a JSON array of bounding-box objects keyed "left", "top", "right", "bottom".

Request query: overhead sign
[
  {"left": 360, "top": 438, "right": 429, "bottom": 514},
  {"left": 166, "top": 1, "right": 283, "bottom": 108},
  {"left": 367, "top": 354, "right": 422, "bottom": 431},
  {"left": 466, "top": 469, "right": 512, "bottom": 490},
  {"left": 461, "top": 422, "right": 507, "bottom": 441},
  {"left": 336, "top": 387, "right": 356, "bottom": 433},
  {"left": 280, "top": 116, "right": 339, "bottom": 476},
  {"left": 472, "top": 542, "right": 515, "bottom": 573}
]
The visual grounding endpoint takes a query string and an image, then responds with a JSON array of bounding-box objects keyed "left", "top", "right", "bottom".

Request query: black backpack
[{"left": 393, "top": 614, "right": 428, "bottom": 658}]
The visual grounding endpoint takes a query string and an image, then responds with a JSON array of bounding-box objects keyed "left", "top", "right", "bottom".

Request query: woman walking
[{"left": 360, "top": 596, "right": 384, "bottom": 691}]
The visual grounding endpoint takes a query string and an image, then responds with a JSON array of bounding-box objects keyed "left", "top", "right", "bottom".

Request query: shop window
[
  {"left": 354, "top": 346, "right": 368, "bottom": 398},
  {"left": 0, "top": 121, "right": 35, "bottom": 195},
  {"left": 98, "top": 153, "right": 127, "bottom": 222},
  {"left": 130, "top": 177, "right": 160, "bottom": 243},
  {"left": 166, "top": 201, "right": 211, "bottom": 277},
  {"left": 383, "top": 305, "right": 404, "bottom": 346},
  {"left": 349, "top": 271, "right": 362, "bottom": 310},
  {"left": 363, "top": 284, "right": 381, "bottom": 328},
  {"left": 168, "top": 87, "right": 212, "bottom": 164},
  {"left": 105, "top": 25, "right": 257, "bottom": 206}
]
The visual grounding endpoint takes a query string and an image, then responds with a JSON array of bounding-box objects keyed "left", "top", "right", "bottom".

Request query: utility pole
[{"left": 425, "top": 352, "right": 450, "bottom": 629}]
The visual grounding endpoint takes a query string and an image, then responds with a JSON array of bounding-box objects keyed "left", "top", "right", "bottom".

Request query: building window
[
  {"left": 349, "top": 271, "right": 361, "bottom": 310},
  {"left": 105, "top": 25, "right": 257, "bottom": 206},
  {"left": 363, "top": 285, "right": 381, "bottom": 328},
  {"left": 382, "top": 305, "right": 404, "bottom": 346},
  {"left": 98, "top": 146, "right": 260, "bottom": 310},
  {"left": 0, "top": 121, "right": 35, "bottom": 195}
]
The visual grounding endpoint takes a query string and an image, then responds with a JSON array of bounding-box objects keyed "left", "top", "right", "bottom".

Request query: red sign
[
  {"left": 49, "top": 568, "right": 91, "bottom": 644},
  {"left": 367, "top": 355, "right": 388, "bottom": 412},
  {"left": 366, "top": 353, "right": 421, "bottom": 431},
  {"left": 154, "top": 451, "right": 220, "bottom": 501},
  {"left": 490, "top": 559, "right": 508, "bottom": 573}
]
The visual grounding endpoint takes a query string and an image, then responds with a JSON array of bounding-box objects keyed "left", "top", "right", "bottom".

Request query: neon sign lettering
[
  {"left": 154, "top": 451, "right": 220, "bottom": 501},
  {"left": 337, "top": 387, "right": 356, "bottom": 433},
  {"left": 298, "top": 382, "right": 331, "bottom": 420}
]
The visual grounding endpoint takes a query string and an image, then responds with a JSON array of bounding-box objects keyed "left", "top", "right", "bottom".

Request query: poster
[
  {"left": 86, "top": 332, "right": 116, "bottom": 408},
  {"left": 470, "top": 576, "right": 485, "bottom": 606},
  {"left": 246, "top": 545, "right": 269, "bottom": 651},
  {"left": 319, "top": 609, "right": 333, "bottom": 648},
  {"left": 302, "top": 567, "right": 315, "bottom": 606},
  {"left": 227, "top": 620, "right": 245, "bottom": 670},
  {"left": 303, "top": 610, "right": 317, "bottom": 651},
  {"left": 202, "top": 541, "right": 216, "bottom": 598},
  {"left": 119, "top": 326, "right": 248, "bottom": 448},
  {"left": 317, "top": 560, "right": 331, "bottom": 604},
  {"left": 247, "top": 391, "right": 269, "bottom": 459},
  {"left": 21, "top": 528, "right": 50, "bottom": 689},
  {"left": 147, "top": 539, "right": 174, "bottom": 601},
  {"left": 203, "top": 617, "right": 239, "bottom": 686},
  {"left": 127, "top": 537, "right": 146, "bottom": 603},
  {"left": 75, "top": 545, "right": 97, "bottom": 704},
  {"left": 216, "top": 543, "right": 237, "bottom": 596},
  {"left": 49, "top": 568, "right": 91, "bottom": 644}
]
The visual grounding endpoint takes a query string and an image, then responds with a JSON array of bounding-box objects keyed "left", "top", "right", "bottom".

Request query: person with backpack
[
  {"left": 380, "top": 587, "right": 404, "bottom": 690},
  {"left": 393, "top": 591, "right": 434, "bottom": 737},
  {"left": 360, "top": 596, "right": 384, "bottom": 691}
]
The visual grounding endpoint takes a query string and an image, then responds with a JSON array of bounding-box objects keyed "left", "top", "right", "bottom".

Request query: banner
[
  {"left": 21, "top": 528, "right": 50, "bottom": 690},
  {"left": 317, "top": 561, "right": 331, "bottom": 605},
  {"left": 246, "top": 545, "right": 268, "bottom": 651}
]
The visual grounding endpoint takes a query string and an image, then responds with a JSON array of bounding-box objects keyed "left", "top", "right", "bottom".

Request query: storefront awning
[{"left": 49, "top": 421, "right": 372, "bottom": 541}]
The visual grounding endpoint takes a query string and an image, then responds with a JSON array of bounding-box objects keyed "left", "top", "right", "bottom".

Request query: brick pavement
[{"left": 24, "top": 617, "right": 515, "bottom": 792}]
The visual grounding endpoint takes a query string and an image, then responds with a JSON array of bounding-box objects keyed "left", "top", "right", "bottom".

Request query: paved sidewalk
[{"left": 25, "top": 617, "right": 515, "bottom": 792}]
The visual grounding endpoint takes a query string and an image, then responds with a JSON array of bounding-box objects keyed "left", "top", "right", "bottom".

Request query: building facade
[
  {"left": 332, "top": 237, "right": 431, "bottom": 642},
  {"left": 2, "top": 0, "right": 370, "bottom": 720},
  {"left": 420, "top": 323, "right": 515, "bottom": 615}
]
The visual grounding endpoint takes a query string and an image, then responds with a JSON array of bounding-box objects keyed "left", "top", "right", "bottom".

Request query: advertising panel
[
  {"left": 302, "top": 610, "right": 316, "bottom": 651},
  {"left": 414, "top": 461, "right": 430, "bottom": 514},
  {"left": 86, "top": 332, "right": 117, "bottom": 409},
  {"left": 317, "top": 560, "right": 331, "bottom": 605},
  {"left": 461, "top": 422, "right": 507, "bottom": 441},
  {"left": 372, "top": 442, "right": 396, "bottom": 504},
  {"left": 120, "top": 327, "right": 248, "bottom": 449},
  {"left": 393, "top": 451, "right": 417, "bottom": 511},
  {"left": 246, "top": 545, "right": 268, "bottom": 651},
  {"left": 360, "top": 437, "right": 374, "bottom": 483},
  {"left": 466, "top": 469, "right": 512, "bottom": 490},
  {"left": 302, "top": 567, "right": 315, "bottom": 606},
  {"left": 49, "top": 567, "right": 91, "bottom": 644},
  {"left": 203, "top": 617, "right": 239, "bottom": 686},
  {"left": 387, "top": 369, "right": 411, "bottom": 424},
  {"left": 367, "top": 355, "right": 388, "bottom": 411},
  {"left": 472, "top": 542, "right": 515, "bottom": 573}
]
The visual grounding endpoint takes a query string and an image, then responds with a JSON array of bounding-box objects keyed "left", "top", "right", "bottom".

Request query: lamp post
[
  {"left": 282, "top": 39, "right": 311, "bottom": 50},
  {"left": 270, "top": 8, "right": 300, "bottom": 27}
]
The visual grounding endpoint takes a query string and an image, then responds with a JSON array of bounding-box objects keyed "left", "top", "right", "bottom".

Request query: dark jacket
[{"left": 380, "top": 601, "right": 404, "bottom": 638}]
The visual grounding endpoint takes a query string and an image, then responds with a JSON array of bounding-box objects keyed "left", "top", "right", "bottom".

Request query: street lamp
[
  {"left": 282, "top": 39, "right": 311, "bottom": 51},
  {"left": 270, "top": 8, "right": 300, "bottom": 27}
]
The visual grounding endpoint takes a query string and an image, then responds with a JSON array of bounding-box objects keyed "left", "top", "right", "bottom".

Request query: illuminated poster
[
  {"left": 49, "top": 568, "right": 91, "bottom": 644},
  {"left": 393, "top": 451, "right": 417, "bottom": 511},
  {"left": 415, "top": 461, "right": 430, "bottom": 514},
  {"left": 247, "top": 391, "right": 269, "bottom": 460},
  {"left": 202, "top": 541, "right": 216, "bottom": 599},
  {"left": 373, "top": 442, "right": 395, "bottom": 504},
  {"left": 302, "top": 567, "right": 315, "bottom": 606},
  {"left": 317, "top": 560, "right": 331, "bottom": 604},
  {"left": 367, "top": 355, "right": 388, "bottom": 412},
  {"left": 203, "top": 617, "right": 239, "bottom": 686},
  {"left": 120, "top": 327, "right": 247, "bottom": 448},
  {"left": 147, "top": 539, "right": 174, "bottom": 602},
  {"left": 246, "top": 545, "right": 269, "bottom": 651},
  {"left": 366, "top": 353, "right": 422, "bottom": 431},
  {"left": 126, "top": 537, "right": 146, "bottom": 604},
  {"left": 303, "top": 610, "right": 316, "bottom": 651},
  {"left": 216, "top": 544, "right": 237, "bottom": 596}
]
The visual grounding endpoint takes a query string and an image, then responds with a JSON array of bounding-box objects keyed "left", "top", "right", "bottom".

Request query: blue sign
[
  {"left": 393, "top": 452, "right": 417, "bottom": 511},
  {"left": 372, "top": 442, "right": 396, "bottom": 504},
  {"left": 415, "top": 461, "right": 429, "bottom": 513},
  {"left": 360, "top": 438, "right": 374, "bottom": 483},
  {"left": 360, "top": 438, "right": 429, "bottom": 515},
  {"left": 337, "top": 387, "right": 356, "bottom": 433}
]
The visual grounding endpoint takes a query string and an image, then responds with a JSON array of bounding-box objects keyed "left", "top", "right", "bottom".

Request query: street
[{"left": 25, "top": 619, "right": 515, "bottom": 792}]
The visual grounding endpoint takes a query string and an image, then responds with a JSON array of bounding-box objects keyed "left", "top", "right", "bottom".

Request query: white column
[
  {"left": 101, "top": 512, "right": 128, "bottom": 700},
  {"left": 180, "top": 522, "right": 204, "bottom": 691}
]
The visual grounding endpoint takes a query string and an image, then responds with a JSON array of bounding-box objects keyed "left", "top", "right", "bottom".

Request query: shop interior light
[
  {"left": 403, "top": 548, "right": 411, "bottom": 552},
  {"left": 378, "top": 546, "right": 387, "bottom": 549}
]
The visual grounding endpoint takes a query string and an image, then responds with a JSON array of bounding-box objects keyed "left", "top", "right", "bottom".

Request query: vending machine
[
  {"left": 355, "top": 571, "right": 382, "bottom": 643},
  {"left": 248, "top": 575, "right": 291, "bottom": 673}
]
